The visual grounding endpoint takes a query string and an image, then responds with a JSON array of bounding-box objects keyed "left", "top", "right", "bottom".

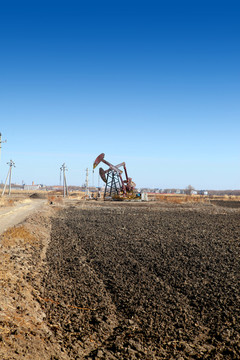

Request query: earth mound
[{"left": 29, "top": 193, "right": 47, "bottom": 199}]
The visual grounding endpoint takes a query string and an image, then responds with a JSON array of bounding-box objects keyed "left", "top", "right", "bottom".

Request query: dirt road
[{"left": 0, "top": 198, "right": 46, "bottom": 235}]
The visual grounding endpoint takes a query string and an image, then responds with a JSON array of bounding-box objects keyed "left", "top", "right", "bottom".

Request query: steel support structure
[{"left": 104, "top": 170, "right": 121, "bottom": 199}]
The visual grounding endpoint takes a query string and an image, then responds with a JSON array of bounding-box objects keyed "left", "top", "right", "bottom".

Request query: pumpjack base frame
[{"left": 104, "top": 170, "right": 121, "bottom": 199}]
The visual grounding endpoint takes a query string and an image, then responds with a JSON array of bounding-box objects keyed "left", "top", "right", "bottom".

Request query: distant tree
[{"left": 185, "top": 185, "right": 195, "bottom": 195}]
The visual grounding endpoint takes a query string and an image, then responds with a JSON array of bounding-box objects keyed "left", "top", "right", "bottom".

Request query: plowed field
[
  {"left": 1, "top": 200, "right": 240, "bottom": 359},
  {"left": 40, "top": 202, "right": 240, "bottom": 359}
]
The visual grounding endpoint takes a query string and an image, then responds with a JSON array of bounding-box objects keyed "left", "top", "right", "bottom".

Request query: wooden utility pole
[
  {"left": 2, "top": 160, "right": 15, "bottom": 197},
  {"left": 60, "top": 163, "right": 68, "bottom": 197},
  {"left": 85, "top": 168, "right": 89, "bottom": 198}
]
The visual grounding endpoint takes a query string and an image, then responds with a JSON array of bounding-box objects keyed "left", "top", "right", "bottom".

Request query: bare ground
[
  {"left": 0, "top": 199, "right": 240, "bottom": 359},
  {"left": 0, "top": 198, "right": 46, "bottom": 235}
]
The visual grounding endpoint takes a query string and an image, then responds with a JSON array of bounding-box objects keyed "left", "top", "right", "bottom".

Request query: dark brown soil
[
  {"left": 37, "top": 202, "right": 240, "bottom": 359},
  {"left": 29, "top": 193, "right": 47, "bottom": 199},
  {"left": 210, "top": 200, "right": 240, "bottom": 208}
]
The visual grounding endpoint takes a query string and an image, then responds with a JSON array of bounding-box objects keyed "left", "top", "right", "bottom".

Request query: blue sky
[{"left": 0, "top": 0, "right": 239, "bottom": 189}]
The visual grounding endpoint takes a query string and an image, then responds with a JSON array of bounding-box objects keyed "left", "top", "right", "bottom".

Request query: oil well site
[{"left": 0, "top": 153, "right": 240, "bottom": 360}]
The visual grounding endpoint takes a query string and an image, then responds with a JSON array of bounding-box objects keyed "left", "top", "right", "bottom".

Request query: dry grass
[
  {"left": 151, "top": 194, "right": 240, "bottom": 204},
  {"left": 1, "top": 225, "right": 38, "bottom": 247},
  {"left": 211, "top": 195, "right": 240, "bottom": 201},
  {"left": 151, "top": 194, "right": 207, "bottom": 204},
  {"left": 47, "top": 195, "right": 64, "bottom": 204},
  {"left": 0, "top": 198, "right": 15, "bottom": 207}
]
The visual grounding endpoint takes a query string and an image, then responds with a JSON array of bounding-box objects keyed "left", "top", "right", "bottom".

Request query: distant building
[
  {"left": 10, "top": 184, "right": 24, "bottom": 190},
  {"left": 198, "top": 190, "right": 208, "bottom": 195},
  {"left": 23, "top": 184, "right": 41, "bottom": 191},
  {"left": 49, "top": 186, "right": 63, "bottom": 190}
]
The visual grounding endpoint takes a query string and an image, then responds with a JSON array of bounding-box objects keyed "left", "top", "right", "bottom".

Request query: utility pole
[
  {"left": 92, "top": 169, "right": 94, "bottom": 187},
  {"left": 0, "top": 132, "right": 7, "bottom": 161},
  {"left": 85, "top": 168, "right": 89, "bottom": 198},
  {"left": 2, "top": 160, "right": 15, "bottom": 197},
  {"left": 60, "top": 163, "right": 68, "bottom": 197}
]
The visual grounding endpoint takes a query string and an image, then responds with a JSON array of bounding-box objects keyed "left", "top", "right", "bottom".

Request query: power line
[{"left": 0, "top": 132, "right": 7, "bottom": 161}]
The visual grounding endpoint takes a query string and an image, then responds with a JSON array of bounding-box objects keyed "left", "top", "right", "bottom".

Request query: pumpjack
[{"left": 93, "top": 153, "right": 137, "bottom": 200}]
